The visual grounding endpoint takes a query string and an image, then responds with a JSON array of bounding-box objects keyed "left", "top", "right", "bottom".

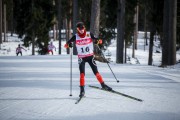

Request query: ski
[
  {"left": 89, "top": 85, "right": 143, "bottom": 102},
  {"left": 75, "top": 96, "right": 85, "bottom": 104}
]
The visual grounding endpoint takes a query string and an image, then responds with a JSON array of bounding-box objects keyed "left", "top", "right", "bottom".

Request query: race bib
[{"left": 76, "top": 32, "right": 94, "bottom": 58}]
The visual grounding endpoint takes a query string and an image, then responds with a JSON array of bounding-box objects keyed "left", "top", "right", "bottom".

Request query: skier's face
[{"left": 77, "top": 26, "right": 85, "bottom": 34}]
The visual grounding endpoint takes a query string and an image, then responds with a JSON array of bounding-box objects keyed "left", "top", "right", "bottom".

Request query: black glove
[{"left": 69, "top": 43, "right": 73, "bottom": 48}]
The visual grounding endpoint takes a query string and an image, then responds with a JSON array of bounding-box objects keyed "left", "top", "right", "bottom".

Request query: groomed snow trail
[{"left": 0, "top": 55, "right": 180, "bottom": 120}]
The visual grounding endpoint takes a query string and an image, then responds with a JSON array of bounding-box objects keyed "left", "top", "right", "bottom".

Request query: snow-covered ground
[{"left": 0, "top": 33, "right": 180, "bottom": 120}]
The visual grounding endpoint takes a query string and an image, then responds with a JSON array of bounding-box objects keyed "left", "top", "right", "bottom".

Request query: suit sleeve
[{"left": 66, "top": 35, "right": 76, "bottom": 44}]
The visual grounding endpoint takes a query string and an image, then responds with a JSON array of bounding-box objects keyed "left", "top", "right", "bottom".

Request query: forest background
[{"left": 0, "top": 0, "right": 179, "bottom": 66}]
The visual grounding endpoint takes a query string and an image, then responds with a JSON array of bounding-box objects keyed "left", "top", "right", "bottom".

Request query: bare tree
[{"left": 116, "top": 0, "right": 125, "bottom": 63}]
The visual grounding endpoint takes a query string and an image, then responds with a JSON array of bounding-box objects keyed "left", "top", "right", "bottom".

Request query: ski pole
[
  {"left": 69, "top": 47, "right": 73, "bottom": 96},
  {"left": 96, "top": 44, "right": 119, "bottom": 83}
]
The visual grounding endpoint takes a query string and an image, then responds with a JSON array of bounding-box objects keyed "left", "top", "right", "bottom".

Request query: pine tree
[{"left": 14, "top": 0, "right": 55, "bottom": 55}]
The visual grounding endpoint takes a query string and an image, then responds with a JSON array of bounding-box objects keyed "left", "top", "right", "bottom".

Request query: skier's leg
[
  {"left": 95, "top": 72, "right": 104, "bottom": 84},
  {"left": 88, "top": 56, "right": 98, "bottom": 74},
  {"left": 80, "top": 73, "right": 85, "bottom": 87},
  {"left": 79, "top": 58, "right": 85, "bottom": 97},
  {"left": 17, "top": 52, "right": 20, "bottom": 56},
  {"left": 48, "top": 50, "right": 51, "bottom": 55},
  {"left": 79, "top": 86, "right": 85, "bottom": 97},
  {"left": 88, "top": 56, "right": 104, "bottom": 83},
  {"left": 88, "top": 56, "right": 112, "bottom": 91}
]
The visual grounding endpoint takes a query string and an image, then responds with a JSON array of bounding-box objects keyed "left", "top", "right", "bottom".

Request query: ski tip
[{"left": 137, "top": 99, "right": 143, "bottom": 102}]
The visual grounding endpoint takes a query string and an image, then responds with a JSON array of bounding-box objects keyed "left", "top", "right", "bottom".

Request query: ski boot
[
  {"left": 101, "top": 82, "right": 112, "bottom": 91},
  {"left": 79, "top": 86, "right": 85, "bottom": 97}
]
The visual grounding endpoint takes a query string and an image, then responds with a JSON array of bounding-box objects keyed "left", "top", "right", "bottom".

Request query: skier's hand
[
  {"left": 64, "top": 43, "right": 73, "bottom": 48},
  {"left": 97, "top": 39, "right": 103, "bottom": 44},
  {"left": 69, "top": 43, "right": 73, "bottom": 48},
  {"left": 64, "top": 43, "right": 69, "bottom": 48}
]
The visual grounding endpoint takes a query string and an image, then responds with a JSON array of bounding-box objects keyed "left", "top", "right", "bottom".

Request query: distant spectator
[
  {"left": 16, "top": 44, "right": 27, "bottom": 56},
  {"left": 48, "top": 42, "right": 56, "bottom": 55}
]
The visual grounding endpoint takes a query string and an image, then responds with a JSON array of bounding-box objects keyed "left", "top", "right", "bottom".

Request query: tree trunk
[
  {"left": 90, "top": 0, "right": 100, "bottom": 37},
  {"left": 0, "top": 0, "right": 2, "bottom": 47},
  {"left": 10, "top": 0, "right": 13, "bottom": 36},
  {"left": 53, "top": 24, "right": 56, "bottom": 41},
  {"left": 148, "top": 30, "right": 155, "bottom": 65},
  {"left": 66, "top": 0, "right": 72, "bottom": 54},
  {"left": 134, "top": 5, "right": 139, "bottom": 50},
  {"left": 132, "top": 36, "right": 135, "bottom": 58},
  {"left": 168, "top": 0, "right": 177, "bottom": 65},
  {"left": 132, "top": 6, "right": 135, "bottom": 58},
  {"left": 32, "top": 31, "right": 35, "bottom": 55},
  {"left": 162, "top": 0, "right": 169, "bottom": 66},
  {"left": 116, "top": 0, "right": 125, "bottom": 63},
  {"left": 144, "top": 5, "right": 148, "bottom": 47},
  {"left": 90, "top": 0, "right": 100, "bottom": 55},
  {"left": 66, "top": 19, "right": 71, "bottom": 54},
  {"left": 162, "top": 0, "right": 177, "bottom": 66},
  {"left": 57, "top": 0, "right": 62, "bottom": 54},
  {"left": 73, "top": 0, "right": 78, "bottom": 55},
  {"left": 125, "top": 41, "right": 127, "bottom": 63},
  {"left": 31, "top": 0, "right": 35, "bottom": 55},
  {"left": 3, "top": 4, "right": 6, "bottom": 42}
]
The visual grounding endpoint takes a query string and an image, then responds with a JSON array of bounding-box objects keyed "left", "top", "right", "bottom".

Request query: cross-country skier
[
  {"left": 48, "top": 42, "right": 56, "bottom": 55},
  {"left": 64, "top": 22, "right": 112, "bottom": 97},
  {"left": 16, "top": 44, "right": 27, "bottom": 56}
]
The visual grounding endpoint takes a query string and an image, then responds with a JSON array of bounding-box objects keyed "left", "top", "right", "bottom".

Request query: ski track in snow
[{"left": 0, "top": 55, "right": 180, "bottom": 120}]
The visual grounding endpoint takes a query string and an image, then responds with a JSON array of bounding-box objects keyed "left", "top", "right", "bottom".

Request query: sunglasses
[{"left": 77, "top": 26, "right": 84, "bottom": 30}]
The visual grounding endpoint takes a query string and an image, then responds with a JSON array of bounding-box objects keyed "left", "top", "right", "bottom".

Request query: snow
[{"left": 0, "top": 33, "right": 180, "bottom": 120}]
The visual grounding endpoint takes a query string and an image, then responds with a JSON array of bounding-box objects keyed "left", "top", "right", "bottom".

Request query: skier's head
[
  {"left": 76, "top": 22, "right": 86, "bottom": 38},
  {"left": 18, "top": 44, "right": 20, "bottom": 47}
]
